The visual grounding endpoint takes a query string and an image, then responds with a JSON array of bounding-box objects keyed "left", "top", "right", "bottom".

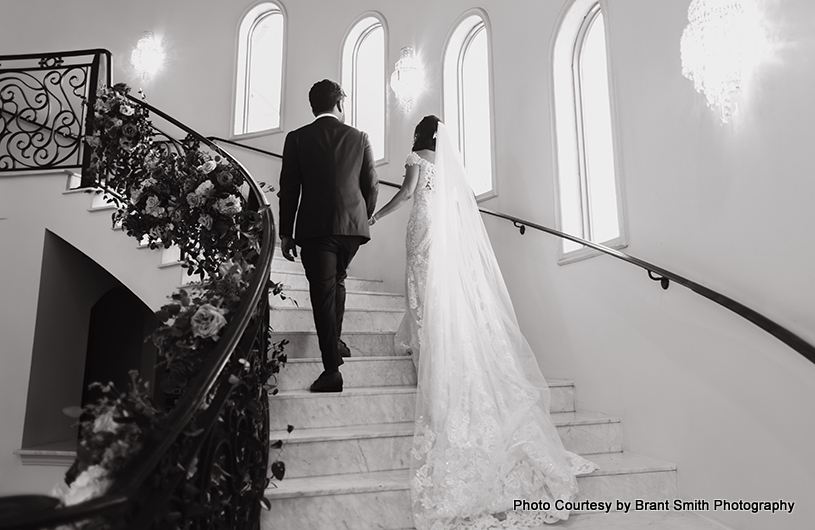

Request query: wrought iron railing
[
  {"left": 0, "top": 51, "right": 276, "bottom": 529},
  {"left": 0, "top": 49, "right": 110, "bottom": 179}
]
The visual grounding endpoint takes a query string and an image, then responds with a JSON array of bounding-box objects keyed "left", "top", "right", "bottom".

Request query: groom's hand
[{"left": 281, "top": 236, "right": 297, "bottom": 261}]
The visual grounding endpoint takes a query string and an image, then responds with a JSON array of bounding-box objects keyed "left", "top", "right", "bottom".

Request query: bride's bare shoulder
[{"left": 415, "top": 149, "right": 436, "bottom": 164}]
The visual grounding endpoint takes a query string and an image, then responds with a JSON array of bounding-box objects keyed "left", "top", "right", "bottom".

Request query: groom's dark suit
[{"left": 279, "top": 115, "right": 379, "bottom": 375}]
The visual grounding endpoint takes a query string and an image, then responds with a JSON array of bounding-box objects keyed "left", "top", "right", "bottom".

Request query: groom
[{"left": 278, "top": 79, "right": 379, "bottom": 392}]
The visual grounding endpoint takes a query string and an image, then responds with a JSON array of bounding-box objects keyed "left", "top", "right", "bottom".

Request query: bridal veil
[{"left": 409, "top": 123, "right": 594, "bottom": 529}]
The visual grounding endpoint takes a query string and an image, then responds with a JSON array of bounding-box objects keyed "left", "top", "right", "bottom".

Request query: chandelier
[
  {"left": 680, "top": 0, "right": 765, "bottom": 123},
  {"left": 131, "top": 32, "right": 165, "bottom": 81},
  {"left": 390, "top": 47, "right": 424, "bottom": 113}
]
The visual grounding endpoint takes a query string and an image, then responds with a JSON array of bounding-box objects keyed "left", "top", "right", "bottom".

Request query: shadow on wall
[{"left": 21, "top": 230, "right": 158, "bottom": 450}]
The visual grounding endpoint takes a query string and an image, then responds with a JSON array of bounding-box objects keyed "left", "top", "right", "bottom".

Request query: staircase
[{"left": 262, "top": 255, "right": 728, "bottom": 530}]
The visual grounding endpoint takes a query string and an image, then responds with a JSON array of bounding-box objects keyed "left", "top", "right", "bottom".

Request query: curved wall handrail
[{"left": 350, "top": 179, "right": 815, "bottom": 365}]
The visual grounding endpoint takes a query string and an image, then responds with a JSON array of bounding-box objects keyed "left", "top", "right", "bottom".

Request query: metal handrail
[
  {"left": 263, "top": 166, "right": 815, "bottom": 365},
  {"left": 0, "top": 83, "right": 275, "bottom": 530},
  {"left": 207, "top": 136, "right": 283, "bottom": 159}
]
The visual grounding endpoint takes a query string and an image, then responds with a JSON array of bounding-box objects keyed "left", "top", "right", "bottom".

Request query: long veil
[{"left": 410, "top": 123, "right": 594, "bottom": 529}]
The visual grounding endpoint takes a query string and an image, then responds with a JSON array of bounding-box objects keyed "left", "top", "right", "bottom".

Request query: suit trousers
[{"left": 298, "top": 235, "right": 363, "bottom": 373}]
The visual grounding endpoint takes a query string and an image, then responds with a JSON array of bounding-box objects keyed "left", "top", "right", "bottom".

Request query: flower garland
[
  {"left": 86, "top": 83, "right": 261, "bottom": 279},
  {"left": 52, "top": 84, "right": 287, "bottom": 521}
]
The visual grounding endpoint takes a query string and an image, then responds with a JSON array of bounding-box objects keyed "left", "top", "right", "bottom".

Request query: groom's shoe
[
  {"left": 310, "top": 371, "right": 343, "bottom": 393},
  {"left": 338, "top": 338, "right": 351, "bottom": 358}
]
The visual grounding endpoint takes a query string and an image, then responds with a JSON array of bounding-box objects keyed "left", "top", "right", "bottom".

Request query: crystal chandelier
[
  {"left": 680, "top": 0, "right": 765, "bottom": 123},
  {"left": 131, "top": 32, "right": 165, "bottom": 81},
  {"left": 390, "top": 47, "right": 424, "bottom": 113}
]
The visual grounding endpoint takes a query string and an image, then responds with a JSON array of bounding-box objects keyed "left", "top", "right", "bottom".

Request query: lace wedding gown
[{"left": 396, "top": 125, "right": 596, "bottom": 530}]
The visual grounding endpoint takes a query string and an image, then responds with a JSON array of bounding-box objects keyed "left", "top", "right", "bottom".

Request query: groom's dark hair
[
  {"left": 309, "top": 79, "right": 346, "bottom": 115},
  {"left": 412, "top": 115, "right": 441, "bottom": 152}
]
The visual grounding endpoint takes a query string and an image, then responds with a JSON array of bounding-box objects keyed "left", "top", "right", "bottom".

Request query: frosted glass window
[
  {"left": 235, "top": 4, "right": 285, "bottom": 136},
  {"left": 443, "top": 12, "right": 495, "bottom": 200},
  {"left": 553, "top": 2, "right": 624, "bottom": 259},
  {"left": 342, "top": 16, "right": 386, "bottom": 161}
]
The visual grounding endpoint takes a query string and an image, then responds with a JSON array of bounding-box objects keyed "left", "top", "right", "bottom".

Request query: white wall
[{"left": 1, "top": 1, "right": 814, "bottom": 528}]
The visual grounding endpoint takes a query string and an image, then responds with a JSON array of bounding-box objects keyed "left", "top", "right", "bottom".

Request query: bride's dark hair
[{"left": 412, "top": 115, "right": 441, "bottom": 152}]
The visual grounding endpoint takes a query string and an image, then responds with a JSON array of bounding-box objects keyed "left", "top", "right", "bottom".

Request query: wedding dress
[{"left": 395, "top": 123, "right": 596, "bottom": 530}]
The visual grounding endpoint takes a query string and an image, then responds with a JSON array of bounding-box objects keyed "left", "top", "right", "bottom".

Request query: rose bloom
[
  {"left": 216, "top": 172, "right": 232, "bottom": 186},
  {"left": 120, "top": 105, "right": 135, "bottom": 116},
  {"left": 198, "top": 160, "right": 217, "bottom": 174},
  {"left": 141, "top": 177, "right": 158, "bottom": 189},
  {"left": 144, "top": 195, "right": 165, "bottom": 217},
  {"left": 122, "top": 123, "right": 138, "bottom": 138},
  {"left": 195, "top": 180, "right": 215, "bottom": 197},
  {"left": 186, "top": 192, "right": 202, "bottom": 208},
  {"left": 198, "top": 214, "right": 213, "bottom": 230},
  {"left": 214, "top": 195, "right": 242, "bottom": 216},
  {"left": 191, "top": 304, "right": 227, "bottom": 340}
]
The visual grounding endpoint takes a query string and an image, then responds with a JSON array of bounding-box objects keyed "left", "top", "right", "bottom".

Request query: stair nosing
[
  {"left": 286, "top": 356, "right": 413, "bottom": 364},
  {"left": 274, "top": 385, "right": 416, "bottom": 399},
  {"left": 271, "top": 306, "right": 403, "bottom": 314},
  {"left": 268, "top": 412, "right": 618, "bottom": 443},
  {"left": 263, "top": 452, "right": 676, "bottom": 499},
  {"left": 272, "top": 269, "right": 383, "bottom": 283}
]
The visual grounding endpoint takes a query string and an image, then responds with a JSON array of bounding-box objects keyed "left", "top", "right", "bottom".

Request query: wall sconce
[
  {"left": 390, "top": 47, "right": 424, "bottom": 113},
  {"left": 680, "top": 0, "right": 766, "bottom": 123},
  {"left": 131, "top": 31, "right": 165, "bottom": 81}
]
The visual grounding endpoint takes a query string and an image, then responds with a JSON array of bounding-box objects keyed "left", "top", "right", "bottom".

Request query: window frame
[
  {"left": 231, "top": 1, "right": 287, "bottom": 140},
  {"left": 442, "top": 9, "right": 498, "bottom": 202},
  {"left": 341, "top": 12, "right": 389, "bottom": 165},
  {"left": 550, "top": 0, "right": 627, "bottom": 265}
]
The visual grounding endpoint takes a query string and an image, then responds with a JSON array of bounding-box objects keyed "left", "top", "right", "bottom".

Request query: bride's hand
[{"left": 368, "top": 214, "right": 378, "bottom": 226}]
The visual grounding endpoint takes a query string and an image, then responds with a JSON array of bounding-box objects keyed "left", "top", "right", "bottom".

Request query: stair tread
[
  {"left": 265, "top": 452, "right": 676, "bottom": 498},
  {"left": 272, "top": 269, "right": 383, "bottom": 283},
  {"left": 271, "top": 286, "right": 404, "bottom": 297},
  {"left": 268, "top": 411, "right": 619, "bottom": 443},
  {"left": 286, "top": 356, "right": 413, "bottom": 364},
  {"left": 275, "top": 385, "right": 418, "bottom": 398},
  {"left": 273, "top": 330, "right": 396, "bottom": 335},
  {"left": 272, "top": 305, "right": 403, "bottom": 314},
  {"left": 551, "top": 512, "right": 726, "bottom": 529}
]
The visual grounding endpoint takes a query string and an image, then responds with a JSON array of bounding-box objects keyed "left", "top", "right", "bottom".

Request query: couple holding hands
[{"left": 278, "top": 79, "right": 594, "bottom": 528}]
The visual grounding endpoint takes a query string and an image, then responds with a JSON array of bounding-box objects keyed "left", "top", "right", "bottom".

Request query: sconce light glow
[
  {"left": 680, "top": 0, "right": 766, "bottom": 123},
  {"left": 131, "top": 32, "right": 165, "bottom": 81},
  {"left": 390, "top": 47, "right": 424, "bottom": 113}
]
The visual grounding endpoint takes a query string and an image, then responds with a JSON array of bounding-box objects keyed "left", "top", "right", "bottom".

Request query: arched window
[
  {"left": 342, "top": 14, "right": 387, "bottom": 162},
  {"left": 552, "top": 0, "right": 625, "bottom": 262},
  {"left": 443, "top": 10, "right": 495, "bottom": 200},
  {"left": 234, "top": 2, "right": 285, "bottom": 136}
]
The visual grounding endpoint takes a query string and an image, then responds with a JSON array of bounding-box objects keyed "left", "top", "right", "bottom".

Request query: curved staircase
[{"left": 262, "top": 253, "right": 728, "bottom": 529}]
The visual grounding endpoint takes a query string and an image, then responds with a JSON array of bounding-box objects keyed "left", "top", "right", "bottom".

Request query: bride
[{"left": 369, "top": 116, "right": 595, "bottom": 529}]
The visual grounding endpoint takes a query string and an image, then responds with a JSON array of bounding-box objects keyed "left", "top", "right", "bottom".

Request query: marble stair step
[
  {"left": 277, "top": 357, "right": 576, "bottom": 413},
  {"left": 270, "top": 287, "right": 405, "bottom": 310},
  {"left": 272, "top": 270, "right": 387, "bottom": 292},
  {"left": 261, "top": 452, "right": 678, "bottom": 529},
  {"left": 271, "top": 331, "right": 397, "bottom": 358},
  {"left": 269, "top": 412, "right": 622, "bottom": 479},
  {"left": 278, "top": 356, "right": 417, "bottom": 391},
  {"left": 269, "top": 381, "right": 578, "bottom": 430},
  {"left": 270, "top": 306, "right": 404, "bottom": 333},
  {"left": 269, "top": 386, "right": 416, "bottom": 430},
  {"left": 552, "top": 511, "right": 727, "bottom": 529}
]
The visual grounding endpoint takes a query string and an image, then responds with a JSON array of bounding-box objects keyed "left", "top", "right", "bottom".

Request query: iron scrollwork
[{"left": 0, "top": 51, "right": 106, "bottom": 172}]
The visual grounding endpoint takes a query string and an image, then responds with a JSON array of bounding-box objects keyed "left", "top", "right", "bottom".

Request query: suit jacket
[{"left": 278, "top": 116, "right": 379, "bottom": 244}]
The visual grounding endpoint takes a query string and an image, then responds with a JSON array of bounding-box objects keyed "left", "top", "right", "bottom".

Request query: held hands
[
  {"left": 281, "top": 236, "right": 298, "bottom": 261},
  {"left": 368, "top": 214, "right": 378, "bottom": 226}
]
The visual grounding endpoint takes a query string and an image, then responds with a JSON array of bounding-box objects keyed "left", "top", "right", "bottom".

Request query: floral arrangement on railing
[
  {"left": 50, "top": 83, "right": 288, "bottom": 527},
  {"left": 86, "top": 83, "right": 261, "bottom": 278}
]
